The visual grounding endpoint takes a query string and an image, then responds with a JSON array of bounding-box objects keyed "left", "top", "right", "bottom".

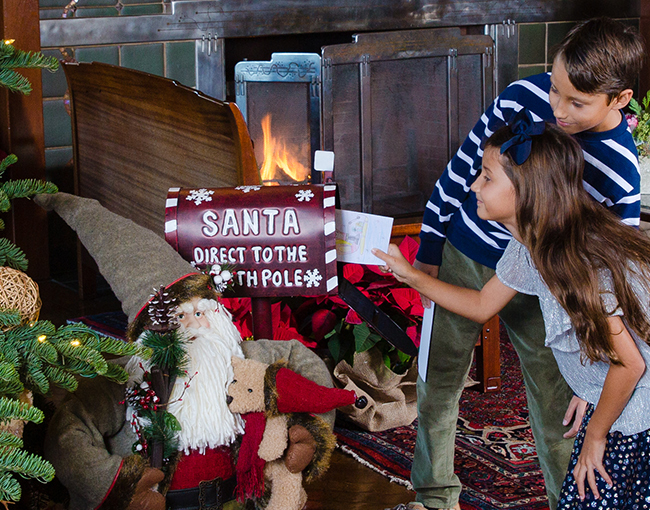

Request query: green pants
[{"left": 412, "top": 242, "right": 574, "bottom": 509}]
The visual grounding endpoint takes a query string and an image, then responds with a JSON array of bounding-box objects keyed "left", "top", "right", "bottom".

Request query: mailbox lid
[{"left": 165, "top": 184, "right": 338, "bottom": 297}]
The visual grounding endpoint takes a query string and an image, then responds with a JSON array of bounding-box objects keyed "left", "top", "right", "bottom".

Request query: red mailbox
[{"left": 164, "top": 184, "right": 338, "bottom": 298}]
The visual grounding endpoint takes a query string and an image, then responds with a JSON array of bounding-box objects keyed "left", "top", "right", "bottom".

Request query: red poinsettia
[{"left": 220, "top": 237, "right": 422, "bottom": 373}]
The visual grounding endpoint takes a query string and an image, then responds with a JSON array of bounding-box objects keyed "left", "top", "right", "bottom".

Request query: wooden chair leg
[
  {"left": 474, "top": 315, "right": 501, "bottom": 393},
  {"left": 77, "top": 241, "right": 98, "bottom": 300}
]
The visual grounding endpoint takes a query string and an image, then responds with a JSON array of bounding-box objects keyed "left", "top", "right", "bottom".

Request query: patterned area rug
[
  {"left": 334, "top": 327, "right": 550, "bottom": 510},
  {"left": 70, "top": 312, "right": 550, "bottom": 509}
]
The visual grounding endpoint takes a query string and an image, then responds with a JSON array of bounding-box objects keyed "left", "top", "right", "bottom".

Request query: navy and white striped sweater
[{"left": 417, "top": 72, "right": 641, "bottom": 270}]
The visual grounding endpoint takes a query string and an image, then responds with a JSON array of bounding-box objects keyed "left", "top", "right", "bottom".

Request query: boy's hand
[
  {"left": 563, "top": 395, "right": 588, "bottom": 438},
  {"left": 371, "top": 244, "right": 415, "bottom": 285},
  {"left": 573, "top": 428, "right": 612, "bottom": 501}
]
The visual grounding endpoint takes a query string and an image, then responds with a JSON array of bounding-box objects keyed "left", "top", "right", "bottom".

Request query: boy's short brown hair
[{"left": 553, "top": 17, "right": 646, "bottom": 101}]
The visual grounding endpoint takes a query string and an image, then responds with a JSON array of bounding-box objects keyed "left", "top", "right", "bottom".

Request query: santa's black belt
[{"left": 166, "top": 476, "right": 237, "bottom": 510}]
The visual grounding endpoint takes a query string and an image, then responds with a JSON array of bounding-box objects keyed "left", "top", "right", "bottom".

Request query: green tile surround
[
  {"left": 517, "top": 18, "right": 639, "bottom": 78},
  {"left": 518, "top": 23, "right": 546, "bottom": 65},
  {"left": 75, "top": 46, "right": 120, "bottom": 65},
  {"left": 42, "top": 100, "right": 73, "bottom": 148},
  {"left": 121, "top": 43, "right": 164, "bottom": 75},
  {"left": 165, "top": 41, "right": 196, "bottom": 87}
]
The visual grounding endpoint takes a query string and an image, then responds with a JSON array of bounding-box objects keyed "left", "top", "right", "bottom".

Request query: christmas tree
[{"left": 0, "top": 40, "right": 143, "bottom": 505}]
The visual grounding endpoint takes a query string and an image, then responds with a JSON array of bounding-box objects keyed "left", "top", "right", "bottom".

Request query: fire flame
[{"left": 259, "top": 114, "right": 309, "bottom": 184}]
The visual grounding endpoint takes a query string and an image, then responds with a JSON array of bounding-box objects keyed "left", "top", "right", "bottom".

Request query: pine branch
[
  {"left": 0, "top": 431, "right": 22, "bottom": 449},
  {"left": 0, "top": 43, "right": 59, "bottom": 71},
  {"left": 0, "top": 362, "right": 24, "bottom": 397},
  {"left": 25, "top": 355, "right": 50, "bottom": 395},
  {"left": 0, "top": 42, "right": 59, "bottom": 96},
  {"left": 42, "top": 365, "right": 78, "bottom": 393},
  {"left": 0, "top": 180, "right": 58, "bottom": 201},
  {"left": 53, "top": 341, "right": 108, "bottom": 377},
  {"left": 141, "top": 330, "right": 188, "bottom": 378},
  {"left": 0, "top": 472, "right": 21, "bottom": 503},
  {"left": 103, "top": 362, "right": 129, "bottom": 385},
  {"left": 0, "top": 446, "right": 55, "bottom": 482},
  {"left": 0, "top": 397, "right": 43, "bottom": 424},
  {"left": 22, "top": 336, "right": 58, "bottom": 365},
  {"left": 0, "top": 189, "right": 9, "bottom": 213},
  {"left": 98, "top": 336, "right": 140, "bottom": 357},
  {"left": 8, "top": 320, "right": 56, "bottom": 344},
  {"left": 0, "top": 69, "right": 31, "bottom": 95},
  {"left": 0, "top": 154, "right": 17, "bottom": 180},
  {"left": 0, "top": 238, "right": 28, "bottom": 272},
  {"left": 0, "top": 310, "right": 21, "bottom": 330}
]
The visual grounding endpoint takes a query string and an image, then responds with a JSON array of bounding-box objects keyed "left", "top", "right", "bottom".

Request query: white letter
[
  {"left": 251, "top": 246, "right": 262, "bottom": 262},
  {"left": 298, "top": 245, "right": 308, "bottom": 261},
  {"left": 286, "top": 246, "right": 298, "bottom": 262},
  {"left": 193, "top": 247, "right": 205, "bottom": 264},
  {"left": 272, "top": 271, "right": 282, "bottom": 286},
  {"left": 201, "top": 211, "right": 219, "bottom": 237},
  {"left": 262, "top": 209, "right": 280, "bottom": 235},
  {"left": 274, "top": 246, "right": 286, "bottom": 262},
  {"left": 283, "top": 209, "right": 300, "bottom": 235},
  {"left": 246, "top": 271, "right": 258, "bottom": 287},
  {"left": 262, "top": 247, "right": 273, "bottom": 263},
  {"left": 222, "top": 209, "right": 240, "bottom": 236},
  {"left": 236, "top": 270, "right": 246, "bottom": 286},
  {"left": 242, "top": 209, "right": 259, "bottom": 236},
  {"left": 261, "top": 269, "right": 273, "bottom": 287}
]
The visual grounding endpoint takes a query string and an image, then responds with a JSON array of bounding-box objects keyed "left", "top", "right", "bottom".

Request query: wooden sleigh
[{"left": 63, "top": 61, "right": 501, "bottom": 392}]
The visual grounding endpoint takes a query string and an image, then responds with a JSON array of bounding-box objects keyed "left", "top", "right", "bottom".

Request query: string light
[
  {"left": 70, "top": 339, "right": 80, "bottom": 347},
  {"left": 37, "top": 335, "right": 47, "bottom": 343},
  {"left": 3, "top": 39, "right": 14, "bottom": 45}
]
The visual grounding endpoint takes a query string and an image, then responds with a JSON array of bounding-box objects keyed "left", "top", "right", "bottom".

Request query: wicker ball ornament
[{"left": 0, "top": 267, "right": 41, "bottom": 328}]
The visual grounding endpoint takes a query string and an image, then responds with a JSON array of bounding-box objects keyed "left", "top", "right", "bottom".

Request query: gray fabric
[
  {"left": 497, "top": 239, "right": 650, "bottom": 435},
  {"left": 34, "top": 192, "right": 195, "bottom": 322},
  {"left": 44, "top": 376, "right": 136, "bottom": 510}
]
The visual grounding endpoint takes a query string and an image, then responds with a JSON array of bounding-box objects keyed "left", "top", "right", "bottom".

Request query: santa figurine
[{"left": 37, "top": 193, "right": 336, "bottom": 510}]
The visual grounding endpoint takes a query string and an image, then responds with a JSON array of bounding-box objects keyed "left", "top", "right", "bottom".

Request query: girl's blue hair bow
[{"left": 500, "top": 108, "right": 546, "bottom": 164}]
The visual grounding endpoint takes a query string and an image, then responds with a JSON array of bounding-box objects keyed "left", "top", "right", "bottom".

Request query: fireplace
[
  {"left": 235, "top": 53, "right": 322, "bottom": 185},
  {"left": 234, "top": 27, "right": 494, "bottom": 220}
]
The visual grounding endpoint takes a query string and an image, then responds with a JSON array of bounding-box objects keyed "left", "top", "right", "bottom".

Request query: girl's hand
[
  {"left": 562, "top": 395, "right": 588, "bottom": 438},
  {"left": 371, "top": 244, "right": 415, "bottom": 284},
  {"left": 573, "top": 429, "right": 612, "bottom": 501}
]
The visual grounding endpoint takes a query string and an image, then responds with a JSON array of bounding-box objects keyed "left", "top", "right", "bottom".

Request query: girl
[{"left": 373, "top": 110, "right": 650, "bottom": 508}]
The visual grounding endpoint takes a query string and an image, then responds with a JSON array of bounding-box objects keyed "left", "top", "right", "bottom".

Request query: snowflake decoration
[
  {"left": 186, "top": 188, "right": 214, "bottom": 206},
  {"left": 235, "top": 185, "right": 262, "bottom": 193},
  {"left": 295, "top": 189, "right": 314, "bottom": 202},
  {"left": 304, "top": 269, "right": 323, "bottom": 288}
]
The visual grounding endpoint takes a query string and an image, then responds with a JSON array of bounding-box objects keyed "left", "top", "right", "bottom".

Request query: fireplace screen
[
  {"left": 322, "top": 28, "right": 495, "bottom": 217},
  {"left": 235, "top": 53, "right": 321, "bottom": 185}
]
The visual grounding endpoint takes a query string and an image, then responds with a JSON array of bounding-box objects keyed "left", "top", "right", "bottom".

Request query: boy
[{"left": 391, "top": 17, "right": 646, "bottom": 510}]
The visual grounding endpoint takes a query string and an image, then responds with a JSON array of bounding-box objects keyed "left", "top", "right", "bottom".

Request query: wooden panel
[
  {"left": 64, "top": 61, "right": 260, "bottom": 236},
  {"left": 0, "top": 0, "right": 49, "bottom": 280}
]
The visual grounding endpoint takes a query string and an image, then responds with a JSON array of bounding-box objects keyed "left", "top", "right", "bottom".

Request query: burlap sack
[{"left": 333, "top": 348, "right": 417, "bottom": 431}]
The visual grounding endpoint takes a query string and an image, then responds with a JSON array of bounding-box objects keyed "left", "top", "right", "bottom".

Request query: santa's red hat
[{"left": 272, "top": 366, "right": 358, "bottom": 414}]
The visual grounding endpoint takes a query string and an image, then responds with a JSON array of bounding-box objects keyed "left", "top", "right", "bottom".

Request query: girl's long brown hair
[{"left": 485, "top": 123, "right": 650, "bottom": 363}]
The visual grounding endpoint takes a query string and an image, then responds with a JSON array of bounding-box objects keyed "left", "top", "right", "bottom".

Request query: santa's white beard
[{"left": 127, "top": 300, "right": 246, "bottom": 454}]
